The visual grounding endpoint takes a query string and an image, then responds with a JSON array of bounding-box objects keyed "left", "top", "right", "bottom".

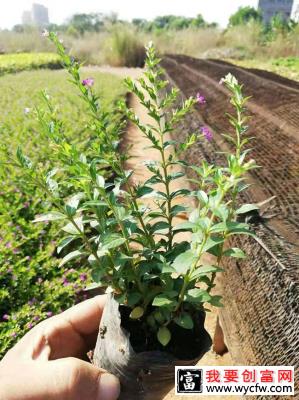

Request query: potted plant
[{"left": 15, "top": 32, "right": 257, "bottom": 399}]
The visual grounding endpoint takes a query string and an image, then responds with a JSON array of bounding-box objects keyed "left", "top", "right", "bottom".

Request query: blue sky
[{"left": 1, "top": 0, "right": 259, "bottom": 29}]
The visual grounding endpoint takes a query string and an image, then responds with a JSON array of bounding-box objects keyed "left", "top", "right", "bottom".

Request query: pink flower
[
  {"left": 2, "top": 314, "right": 9, "bottom": 321},
  {"left": 200, "top": 126, "right": 213, "bottom": 142},
  {"left": 46, "top": 311, "right": 53, "bottom": 318},
  {"left": 196, "top": 93, "right": 206, "bottom": 105},
  {"left": 82, "top": 78, "right": 94, "bottom": 88},
  {"left": 79, "top": 273, "right": 87, "bottom": 281}
]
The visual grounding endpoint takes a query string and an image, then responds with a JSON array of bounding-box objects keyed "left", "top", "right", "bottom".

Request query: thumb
[
  {"left": 51, "top": 358, "right": 121, "bottom": 400},
  {"left": 0, "top": 358, "right": 120, "bottom": 400}
]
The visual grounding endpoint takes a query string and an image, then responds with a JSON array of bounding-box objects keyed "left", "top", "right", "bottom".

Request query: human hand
[{"left": 0, "top": 295, "right": 120, "bottom": 400}]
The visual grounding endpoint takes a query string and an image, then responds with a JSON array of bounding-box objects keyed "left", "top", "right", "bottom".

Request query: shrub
[
  {"left": 0, "top": 53, "right": 61, "bottom": 75},
  {"left": 15, "top": 33, "right": 257, "bottom": 348},
  {"left": 229, "top": 6, "right": 262, "bottom": 27},
  {"left": 104, "top": 25, "right": 146, "bottom": 67}
]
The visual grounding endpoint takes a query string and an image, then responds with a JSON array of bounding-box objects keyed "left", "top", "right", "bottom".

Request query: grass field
[
  {"left": 0, "top": 67, "right": 125, "bottom": 358},
  {"left": 226, "top": 57, "right": 299, "bottom": 82},
  {"left": 0, "top": 52, "right": 62, "bottom": 75}
]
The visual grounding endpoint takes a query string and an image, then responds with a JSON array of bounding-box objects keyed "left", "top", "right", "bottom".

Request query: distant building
[
  {"left": 291, "top": 0, "right": 299, "bottom": 21},
  {"left": 21, "top": 3, "right": 49, "bottom": 27},
  {"left": 32, "top": 3, "right": 49, "bottom": 26},
  {"left": 258, "top": 0, "right": 294, "bottom": 22},
  {"left": 22, "top": 10, "right": 32, "bottom": 25}
]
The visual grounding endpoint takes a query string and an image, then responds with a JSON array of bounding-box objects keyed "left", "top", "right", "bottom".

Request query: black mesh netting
[{"left": 162, "top": 59, "right": 299, "bottom": 399}]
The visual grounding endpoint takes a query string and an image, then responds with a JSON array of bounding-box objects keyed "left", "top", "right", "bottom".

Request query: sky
[{"left": 0, "top": 0, "right": 259, "bottom": 29}]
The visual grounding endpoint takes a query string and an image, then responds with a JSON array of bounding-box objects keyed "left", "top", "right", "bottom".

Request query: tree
[
  {"left": 229, "top": 6, "right": 262, "bottom": 27},
  {"left": 191, "top": 14, "right": 206, "bottom": 28},
  {"left": 68, "top": 13, "right": 104, "bottom": 35}
]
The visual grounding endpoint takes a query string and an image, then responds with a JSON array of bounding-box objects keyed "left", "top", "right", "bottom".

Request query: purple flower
[
  {"left": 2, "top": 314, "right": 9, "bottom": 321},
  {"left": 5, "top": 242, "right": 12, "bottom": 249},
  {"left": 33, "top": 316, "right": 40, "bottom": 322},
  {"left": 11, "top": 332, "right": 17, "bottom": 338},
  {"left": 200, "top": 126, "right": 213, "bottom": 142},
  {"left": 196, "top": 93, "right": 206, "bottom": 105},
  {"left": 46, "top": 311, "right": 53, "bottom": 318},
  {"left": 79, "top": 273, "right": 87, "bottom": 282},
  {"left": 82, "top": 78, "right": 94, "bottom": 88},
  {"left": 28, "top": 298, "right": 36, "bottom": 306},
  {"left": 27, "top": 322, "right": 33, "bottom": 329}
]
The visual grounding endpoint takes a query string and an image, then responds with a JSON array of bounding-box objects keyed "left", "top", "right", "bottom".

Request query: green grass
[
  {"left": 226, "top": 57, "right": 299, "bottom": 82},
  {"left": 0, "top": 68, "right": 125, "bottom": 358},
  {"left": 0, "top": 68, "right": 125, "bottom": 155},
  {"left": 0, "top": 53, "right": 61, "bottom": 75}
]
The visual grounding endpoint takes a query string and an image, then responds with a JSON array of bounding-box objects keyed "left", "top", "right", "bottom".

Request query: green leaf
[
  {"left": 59, "top": 250, "right": 85, "bottom": 267},
  {"left": 170, "top": 205, "right": 187, "bottom": 217},
  {"left": 173, "top": 221, "right": 197, "bottom": 232},
  {"left": 102, "top": 237, "right": 127, "bottom": 251},
  {"left": 210, "top": 222, "right": 227, "bottom": 233},
  {"left": 174, "top": 313, "right": 194, "bottom": 329},
  {"left": 185, "top": 288, "right": 211, "bottom": 303},
  {"left": 57, "top": 236, "right": 76, "bottom": 254},
  {"left": 197, "top": 190, "right": 209, "bottom": 205},
  {"left": 203, "top": 236, "right": 224, "bottom": 252},
  {"left": 152, "top": 294, "right": 176, "bottom": 308},
  {"left": 136, "top": 186, "right": 154, "bottom": 198},
  {"left": 127, "top": 292, "right": 142, "bottom": 307},
  {"left": 16, "top": 146, "right": 32, "bottom": 169},
  {"left": 82, "top": 200, "right": 107, "bottom": 208},
  {"left": 168, "top": 172, "right": 184, "bottom": 181},
  {"left": 208, "top": 295, "right": 224, "bottom": 307},
  {"left": 130, "top": 306, "right": 144, "bottom": 319},
  {"left": 91, "top": 267, "right": 107, "bottom": 283},
  {"left": 190, "top": 265, "right": 224, "bottom": 280},
  {"left": 157, "top": 326, "right": 171, "bottom": 346},
  {"left": 150, "top": 221, "right": 170, "bottom": 233},
  {"left": 236, "top": 204, "right": 259, "bottom": 214},
  {"left": 172, "top": 250, "right": 196, "bottom": 274},
  {"left": 160, "top": 262, "right": 175, "bottom": 274},
  {"left": 96, "top": 175, "right": 105, "bottom": 188},
  {"left": 170, "top": 189, "right": 190, "bottom": 200},
  {"left": 223, "top": 247, "right": 246, "bottom": 258},
  {"left": 66, "top": 194, "right": 82, "bottom": 216},
  {"left": 33, "top": 211, "right": 65, "bottom": 222},
  {"left": 226, "top": 222, "right": 255, "bottom": 237},
  {"left": 62, "top": 217, "right": 84, "bottom": 234}
]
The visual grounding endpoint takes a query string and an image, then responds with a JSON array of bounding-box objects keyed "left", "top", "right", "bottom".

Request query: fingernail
[{"left": 98, "top": 373, "right": 120, "bottom": 400}]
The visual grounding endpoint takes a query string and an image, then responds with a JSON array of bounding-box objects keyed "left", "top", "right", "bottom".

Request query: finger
[
  {"left": 60, "top": 295, "right": 106, "bottom": 337},
  {"left": 0, "top": 358, "right": 120, "bottom": 400}
]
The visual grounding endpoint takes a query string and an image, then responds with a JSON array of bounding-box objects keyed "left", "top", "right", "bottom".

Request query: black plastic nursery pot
[{"left": 93, "top": 294, "right": 212, "bottom": 400}]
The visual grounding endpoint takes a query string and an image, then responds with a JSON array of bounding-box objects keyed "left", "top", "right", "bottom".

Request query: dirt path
[
  {"left": 161, "top": 55, "right": 299, "bottom": 250},
  {"left": 96, "top": 66, "right": 238, "bottom": 400}
]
